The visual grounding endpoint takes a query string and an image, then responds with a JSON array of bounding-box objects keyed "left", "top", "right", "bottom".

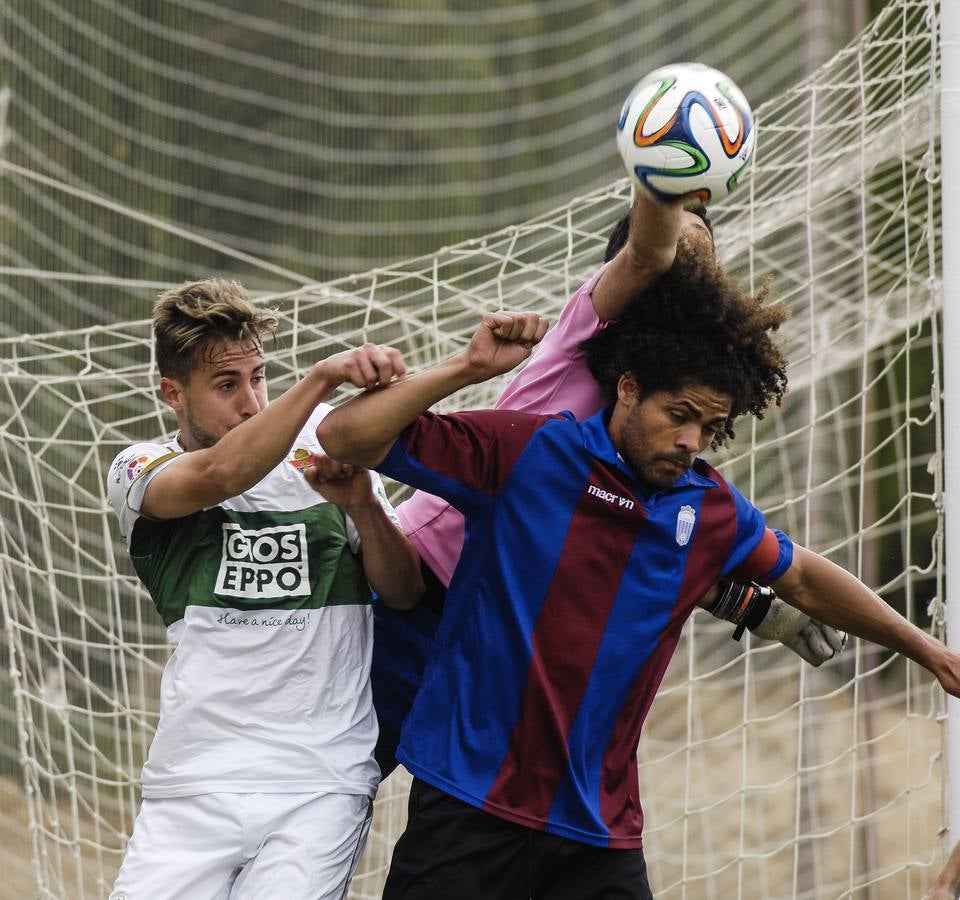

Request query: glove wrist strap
[{"left": 706, "top": 582, "right": 774, "bottom": 640}]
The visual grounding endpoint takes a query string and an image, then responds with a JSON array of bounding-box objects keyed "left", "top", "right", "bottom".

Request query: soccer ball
[{"left": 616, "top": 63, "right": 754, "bottom": 204}]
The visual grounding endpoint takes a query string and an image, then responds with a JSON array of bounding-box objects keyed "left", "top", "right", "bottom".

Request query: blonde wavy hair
[{"left": 153, "top": 279, "right": 279, "bottom": 381}]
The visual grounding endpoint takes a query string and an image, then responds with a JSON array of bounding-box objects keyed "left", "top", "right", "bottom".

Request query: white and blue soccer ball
[{"left": 616, "top": 63, "right": 754, "bottom": 204}]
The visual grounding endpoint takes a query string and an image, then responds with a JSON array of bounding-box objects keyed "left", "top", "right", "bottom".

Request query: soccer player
[
  {"left": 368, "top": 190, "right": 845, "bottom": 777},
  {"left": 106, "top": 280, "right": 422, "bottom": 900},
  {"left": 315, "top": 247, "right": 960, "bottom": 900}
]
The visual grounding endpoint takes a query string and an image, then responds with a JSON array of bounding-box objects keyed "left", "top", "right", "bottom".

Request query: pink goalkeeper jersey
[{"left": 396, "top": 265, "right": 610, "bottom": 585}]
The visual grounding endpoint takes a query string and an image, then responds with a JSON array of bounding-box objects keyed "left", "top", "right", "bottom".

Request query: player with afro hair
[{"left": 582, "top": 239, "right": 789, "bottom": 448}]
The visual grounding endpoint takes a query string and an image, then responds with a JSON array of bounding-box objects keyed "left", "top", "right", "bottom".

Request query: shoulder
[
  {"left": 107, "top": 440, "right": 181, "bottom": 538},
  {"left": 107, "top": 441, "right": 180, "bottom": 491},
  {"left": 382, "top": 409, "right": 568, "bottom": 494},
  {"left": 687, "top": 459, "right": 758, "bottom": 530}
]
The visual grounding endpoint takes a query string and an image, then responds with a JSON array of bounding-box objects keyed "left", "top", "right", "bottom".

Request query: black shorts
[{"left": 382, "top": 778, "right": 653, "bottom": 900}]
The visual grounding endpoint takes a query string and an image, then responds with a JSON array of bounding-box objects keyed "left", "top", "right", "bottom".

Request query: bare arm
[
  {"left": 772, "top": 544, "right": 960, "bottom": 696},
  {"left": 345, "top": 500, "right": 424, "bottom": 609},
  {"left": 591, "top": 191, "right": 686, "bottom": 321},
  {"left": 318, "top": 312, "right": 549, "bottom": 469},
  {"left": 141, "top": 345, "right": 405, "bottom": 519},
  {"left": 924, "top": 840, "right": 960, "bottom": 900},
  {"left": 304, "top": 458, "right": 424, "bottom": 609}
]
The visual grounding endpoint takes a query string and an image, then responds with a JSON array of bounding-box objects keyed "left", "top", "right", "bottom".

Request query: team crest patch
[
  {"left": 287, "top": 448, "right": 313, "bottom": 471},
  {"left": 675, "top": 505, "right": 696, "bottom": 546},
  {"left": 125, "top": 455, "right": 150, "bottom": 482}
]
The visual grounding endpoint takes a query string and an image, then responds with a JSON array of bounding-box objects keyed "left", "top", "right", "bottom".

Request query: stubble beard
[
  {"left": 184, "top": 410, "right": 220, "bottom": 450},
  {"left": 621, "top": 436, "right": 688, "bottom": 493}
]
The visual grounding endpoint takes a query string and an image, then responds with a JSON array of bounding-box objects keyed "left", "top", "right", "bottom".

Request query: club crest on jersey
[
  {"left": 214, "top": 523, "right": 311, "bottom": 599},
  {"left": 287, "top": 448, "right": 312, "bottom": 471},
  {"left": 125, "top": 454, "right": 151, "bottom": 482},
  {"left": 675, "top": 505, "right": 696, "bottom": 546}
]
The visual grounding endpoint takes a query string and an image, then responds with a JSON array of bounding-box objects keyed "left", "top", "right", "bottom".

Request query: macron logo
[{"left": 586, "top": 483, "right": 635, "bottom": 510}]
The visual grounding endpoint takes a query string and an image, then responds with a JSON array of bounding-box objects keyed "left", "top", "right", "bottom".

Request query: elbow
[
  {"left": 377, "top": 563, "right": 426, "bottom": 611},
  {"left": 381, "top": 592, "right": 422, "bottom": 612},
  {"left": 316, "top": 412, "right": 384, "bottom": 467},
  {"left": 315, "top": 415, "right": 346, "bottom": 460},
  {"left": 316, "top": 415, "right": 364, "bottom": 465}
]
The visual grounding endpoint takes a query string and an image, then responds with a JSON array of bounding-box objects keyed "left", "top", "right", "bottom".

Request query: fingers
[
  {"left": 330, "top": 343, "right": 407, "bottom": 390},
  {"left": 797, "top": 624, "right": 833, "bottom": 667},
  {"left": 797, "top": 622, "right": 847, "bottom": 667},
  {"left": 488, "top": 312, "right": 550, "bottom": 347},
  {"left": 826, "top": 627, "right": 847, "bottom": 654},
  {"left": 304, "top": 453, "right": 359, "bottom": 484},
  {"left": 632, "top": 187, "right": 685, "bottom": 212},
  {"left": 366, "top": 344, "right": 406, "bottom": 384}
]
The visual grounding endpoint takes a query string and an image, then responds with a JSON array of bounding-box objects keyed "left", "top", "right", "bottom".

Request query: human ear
[
  {"left": 159, "top": 376, "right": 184, "bottom": 412},
  {"left": 616, "top": 373, "right": 640, "bottom": 406}
]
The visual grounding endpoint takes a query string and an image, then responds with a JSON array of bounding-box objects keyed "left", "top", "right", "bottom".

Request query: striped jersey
[
  {"left": 396, "top": 264, "right": 610, "bottom": 587},
  {"left": 107, "top": 404, "right": 396, "bottom": 799},
  {"left": 377, "top": 406, "right": 793, "bottom": 848}
]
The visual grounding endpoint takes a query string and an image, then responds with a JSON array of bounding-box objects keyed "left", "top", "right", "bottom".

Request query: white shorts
[{"left": 109, "top": 791, "right": 373, "bottom": 900}]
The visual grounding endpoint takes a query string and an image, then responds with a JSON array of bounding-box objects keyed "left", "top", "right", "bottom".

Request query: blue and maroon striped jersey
[{"left": 377, "top": 407, "right": 793, "bottom": 849}]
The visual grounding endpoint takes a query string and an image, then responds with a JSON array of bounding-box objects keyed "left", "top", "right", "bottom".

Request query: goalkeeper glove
[{"left": 706, "top": 581, "right": 847, "bottom": 667}]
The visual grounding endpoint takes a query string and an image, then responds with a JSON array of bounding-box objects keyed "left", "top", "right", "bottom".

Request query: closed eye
[{"left": 704, "top": 422, "right": 725, "bottom": 439}]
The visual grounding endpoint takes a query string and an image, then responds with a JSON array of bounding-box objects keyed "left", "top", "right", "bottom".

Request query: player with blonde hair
[{"left": 107, "top": 279, "right": 422, "bottom": 900}]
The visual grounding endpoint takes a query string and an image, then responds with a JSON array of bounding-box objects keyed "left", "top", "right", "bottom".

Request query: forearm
[
  {"left": 347, "top": 504, "right": 424, "bottom": 609},
  {"left": 591, "top": 192, "right": 683, "bottom": 321},
  {"left": 320, "top": 311, "right": 547, "bottom": 466},
  {"left": 143, "top": 364, "right": 347, "bottom": 518},
  {"left": 773, "top": 545, "right": 945, "bottom": 671},
  {"left": 318, "top": 355, "right": 477, "bottom": 467},
  {"left": 198, "top": 364, "right": 343, "bottom": 498}
]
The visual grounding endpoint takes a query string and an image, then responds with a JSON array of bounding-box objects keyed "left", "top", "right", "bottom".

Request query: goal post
[{"left": 940, "top": 0, "right": 960, "bottom": 852}]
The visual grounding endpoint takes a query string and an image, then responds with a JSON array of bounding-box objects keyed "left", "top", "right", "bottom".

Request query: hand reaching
[
  {"left": 750, "top": 595, "right": 847, "bottom": 667},
  {"left": 463, "top": 312, "right": 549, "bottom": 383},
  {"left": 318, "top": 343, "right": 406, "bottom": 391},
  {"left": 303, "top": 452, "right": 376, "bottom": 511},
  {"left": 706, "top": 582, "right": 847, "bottom": 667}
]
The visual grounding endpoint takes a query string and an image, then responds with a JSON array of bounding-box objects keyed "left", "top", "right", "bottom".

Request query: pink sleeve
[
  {"left": 494, "top": 264, "right": 609, "bottom": 419},
  {"left": 396, "top": 266, "right": 609, "bottom": 586}
]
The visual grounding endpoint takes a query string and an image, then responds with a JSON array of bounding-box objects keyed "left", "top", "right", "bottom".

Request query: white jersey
[{"left": 107, "top": 404, "right": 397, "bottom": 799}]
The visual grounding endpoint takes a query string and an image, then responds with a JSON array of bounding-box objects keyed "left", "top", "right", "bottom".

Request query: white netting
[
  {"left": 0, "top": 0, "right": 948, "bottom": 898},
  {"left": 0, "top": 0, "right": 863, "bottom": 300}
]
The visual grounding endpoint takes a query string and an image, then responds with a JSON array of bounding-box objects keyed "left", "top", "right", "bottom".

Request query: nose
[
  {"left": 236, "top": 383, "right": 261, "bottom": 419},
  {"left": 676, "top": 425, "right": 700, "bottom": 454}
]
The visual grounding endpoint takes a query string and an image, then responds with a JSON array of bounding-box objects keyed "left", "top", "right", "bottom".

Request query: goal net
[
  {"left": 0, "top": 0, "right": 947, "bottom": 897},
  {"left": 0, "top": 0, "right": 860, "bottom": 290}
]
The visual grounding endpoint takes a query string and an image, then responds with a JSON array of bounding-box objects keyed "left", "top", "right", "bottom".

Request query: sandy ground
[{"left": 0, "top": 674, "right": 949, "bottom": 899}]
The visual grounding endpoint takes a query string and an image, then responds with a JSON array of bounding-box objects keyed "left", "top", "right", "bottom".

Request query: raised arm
[
  {"left": 772, "top": 544, "right": 960, "bottom": 697},
  {"left": 142, "top": 344, "right": 405, "bottom": 519},
  {"left": 591, "top": 190, "right": 688, "bottom": 322},
  {"left": 318, "top": 312, "right": 549, "bottom": 469}
]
